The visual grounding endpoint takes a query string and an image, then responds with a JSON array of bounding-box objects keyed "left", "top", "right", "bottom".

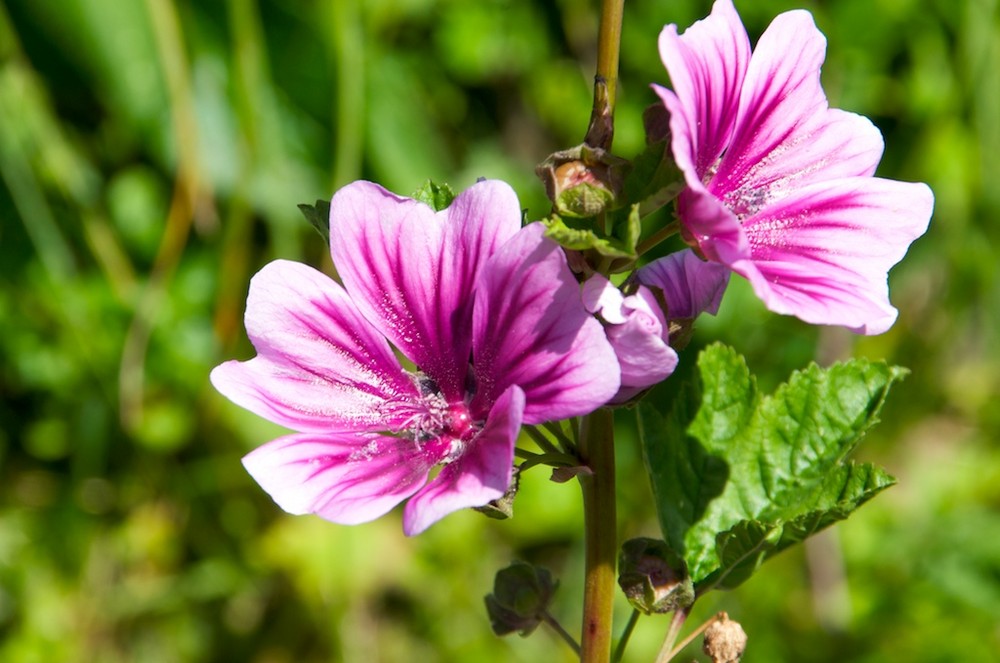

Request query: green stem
[
  {"left": 654, "top": 608, "right": 689, "bottom": 663},
  {"left": 578, "top": 408, "right": 617, "bottom": 663},
  {"left": 657, "top": 611, "right": 723, "bottom": 663},
  {"left": 635, "top": 220, "right": 680, "bottom": 257},
  {"left": 524, "top": 425, "right": 564, "bottom": 456},
  {"left": 611, "top": 609, "right": 640, "bottom": 663},
  {"left": 542, "top": 610, "right": 582, "bottom": 656},
  {"left": 542, "top": 421, "right": 577, "bottom": 455},
  {"left": 584, "top": 0, "right": 625, "bottom": 150}
]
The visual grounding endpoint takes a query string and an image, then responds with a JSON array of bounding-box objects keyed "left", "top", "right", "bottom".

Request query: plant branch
[{"left": 578, "top": 407, "right": 617, "bottom": 663}]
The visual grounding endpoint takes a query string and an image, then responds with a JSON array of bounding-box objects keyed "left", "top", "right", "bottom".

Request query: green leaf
[
  {"left": 297, "top": 199, "right": 331, "bottom": 243},
  {"left": 542, "top": 204, "right": 641, "bottom": 263},
  {"left": 638, "top": 344, "right": 905, "bottom": 592},
  {"left": 412, "top": 180, "right": 456, "bottom": 211}
]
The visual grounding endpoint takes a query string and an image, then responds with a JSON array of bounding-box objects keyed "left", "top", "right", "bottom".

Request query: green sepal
[
  {"left": 297, "top": 199, "right": 332, "bottom": 243},
  {"left": 542, "top": 203, "right": 641, "bottom": 266},
  {"left": 638, "top": 343, "right": 906, "bottom": 592},
  {"left": 555, "top": 181, "right": 615, "bottom": 219},
  {"left": 412, "top": 179, "right": 456, "bottom": 211}
]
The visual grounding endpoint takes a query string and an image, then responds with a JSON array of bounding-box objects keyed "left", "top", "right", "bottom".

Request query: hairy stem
[
  {"left": 585, "top": 0, "right": 625, "bottom": 150},
  {"left": 578, "top": 408, "right": 617, "bottom": 663}
]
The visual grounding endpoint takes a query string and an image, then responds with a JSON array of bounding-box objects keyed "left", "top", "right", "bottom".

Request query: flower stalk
[
  {"left": 578, "top": 407, "right": 617, "bottom": 663},
  {"left": 584, "top": 0, "right": 625, "bottom": 150}
]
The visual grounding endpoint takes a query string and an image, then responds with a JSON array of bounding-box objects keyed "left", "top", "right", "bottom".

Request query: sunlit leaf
[{"left": 638, "top": 344, "right": 905, "bottom": 592}]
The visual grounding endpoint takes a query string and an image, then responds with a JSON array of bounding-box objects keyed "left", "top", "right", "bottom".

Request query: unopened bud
[
  {"left": 536, "top": 144, "right": 628, "bottom": 218},
  {"left": 617, "top": 537, "right": 694, "bottom": 614},
  {"left": 484, "top": 562, "right": 556, "bottom": 637},
  {"left": 703, "top": 613, "right": 748, "bottom": 663}
]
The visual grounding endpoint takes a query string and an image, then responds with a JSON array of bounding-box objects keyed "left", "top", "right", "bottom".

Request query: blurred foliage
[{"left": 0, "top": 0, "right": 997, "bottom": 661}]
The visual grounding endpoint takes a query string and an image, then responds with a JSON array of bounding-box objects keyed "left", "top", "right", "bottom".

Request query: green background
[{"left": 1, "top": 0, "right": 997, "bottom": 661}]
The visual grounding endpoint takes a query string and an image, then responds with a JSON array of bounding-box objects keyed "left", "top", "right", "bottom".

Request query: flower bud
[
  {"left": 536, "top": 144, "right": 628, "bottom": 218},
  {"left": 703, "top": 613, "right": 748, "bottom": 663},
  {"left": 484, "top": 562, "right": 557, "bottom": 636},
  {"left": 617, "top": 537, "right": 694, "bottom": 614}
]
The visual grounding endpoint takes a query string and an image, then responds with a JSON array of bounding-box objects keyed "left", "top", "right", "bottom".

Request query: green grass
[{"left": 1, "top": 0, "right": 997, "bottom": 661}]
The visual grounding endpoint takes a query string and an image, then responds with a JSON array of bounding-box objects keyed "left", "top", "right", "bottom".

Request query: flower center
[{"left": 402, "top": 373, "right": 481, "bottom": 466}]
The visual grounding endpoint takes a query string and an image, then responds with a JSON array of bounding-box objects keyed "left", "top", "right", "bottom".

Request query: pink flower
[
  {"left": 655, "top": 0, "right": 933, "bottom": 334},
  {"left": 211, "top": 180, "right": 620, "bottom": 535},
  {"left": 584, "top": 249, "right": 728, "bottom": 402}
]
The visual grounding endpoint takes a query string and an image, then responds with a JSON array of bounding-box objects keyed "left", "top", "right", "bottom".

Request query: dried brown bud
[
  {"left": 702, "top": 613, "right": 748, "bottom": 663},
  {"left": 617, "top": 538, "right": 694, "bottom": 614}
]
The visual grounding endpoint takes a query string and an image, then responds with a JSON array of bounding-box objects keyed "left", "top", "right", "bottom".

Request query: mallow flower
[
  {"left": 211, "top": 180, "right": 620, "bottom": 535},
  {"left": 584, "top": 249, "right": 729, "bottom": 402},
  {"left": 655, "top": 0, "right": 933, "bottom": 334}
]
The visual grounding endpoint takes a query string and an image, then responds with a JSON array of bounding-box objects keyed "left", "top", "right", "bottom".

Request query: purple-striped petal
[
  {"left": 713, "top": 11, "right": 883, "bottom": 201},
  {"left": 655, "top": 0, "right": 750, "bottom": 179},
  {"left": 402, "top": 385, "right": 524, "bottom": 536},
  {"left": 210, "top": 260, "right": 419, "bottom": 433},
  {"left": 329, "top": 180, "right": 521, "bottom": 400},
  {"left": 639, "top": 249, "right": 730, "bottom": 319},
  {"left": 242, "top": 432, "right": 430, "bottom": 525},
  {"left": 734, "top": 178, "right": 934, "bottom": 334},
  {"left": 471, "top": 224, "right": 620, "bottom": 424}
]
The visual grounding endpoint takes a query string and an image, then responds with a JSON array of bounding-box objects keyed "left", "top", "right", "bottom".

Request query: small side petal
[
  {"left": 582, "top": 274, "right": 627, "bottom": 324},
  {"left": 210, "top": 260, "right": 418, "bottom": 433},
  {"left": 639, "top": 249, "right": 731, "bottom": 319},
  {"left": 402, "top": 386, "right": 524, "bottom": 536},
  {"left": 472, "top": 224, "right": 620, "bottom": 424},
  {"left": 242, "top": 432, "right": 430, "bottom": 526},
  {"left": 607, "top": 288, "right": 679, "bottom": 391},
  {"left": 735, "top": 178, "right": 933, "bottom": 334}
]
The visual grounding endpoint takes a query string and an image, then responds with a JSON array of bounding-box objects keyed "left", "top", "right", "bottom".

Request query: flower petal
[
  {"left": 210, "top": 260, "right": 419, "bottom": 433},
  {"left": 639, "top": 249, "right": 731, "bottom": 319},
  {"left": 607, "top": 288, "right": 678, "bottom": 391},
  {"left": 734, "top": 178, "right": 933, "bottom": 334},
  {"left": 655, "top": 0, "right": 750, "bottom": 179},
  {"left": 329, "top": 180, "right": 521, "bottom": 400},
  {"left": 402, "top": 385, "right": 524, "bottom": 536},
  {"left": 471, "top": 224, "right": 620, "bottom": 424},
  {"left": 676, "top": 184, "right": 749, "bottom": 266},
  {"left": 712, "top": 10, "right": 883, "bottom": 203},
  {"left": 242, "top": 432, "right": 430, "bottom": 526},
  {"left": 582, "top": 274, "right": 627, "bottom": 324}
]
